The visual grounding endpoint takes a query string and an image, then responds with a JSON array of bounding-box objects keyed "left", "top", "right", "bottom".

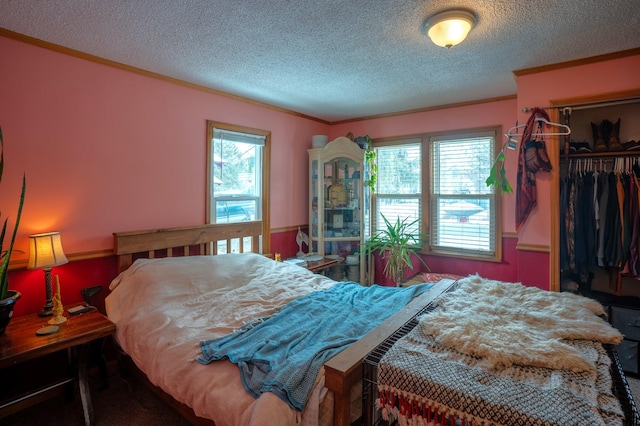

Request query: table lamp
[{"left": 27, "top": 232, "right": 69, "bottom": 317}]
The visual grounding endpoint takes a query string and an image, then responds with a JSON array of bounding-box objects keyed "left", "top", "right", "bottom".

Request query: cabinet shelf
[{"left": 324, "top": 207, "right": 356, "bottom": 210}]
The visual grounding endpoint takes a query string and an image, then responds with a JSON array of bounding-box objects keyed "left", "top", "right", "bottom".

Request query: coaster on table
[{"left": 36, "top": 325, "right": 60, "bottom": 336}]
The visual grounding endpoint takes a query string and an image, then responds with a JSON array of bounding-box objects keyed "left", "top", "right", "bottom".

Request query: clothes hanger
[{"left": 506, "top": 117, "right": 572, "bottom": 141}]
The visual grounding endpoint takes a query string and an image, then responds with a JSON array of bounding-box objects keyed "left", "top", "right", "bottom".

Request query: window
[
  {"left": 206, "top": 121, "right": 270, "bottom": 253},
  {"left": 370, "top": 129, "right": 500, "bottom": 261},
  {"left": 429, "top": 131, "right": 499, "bottom": 258},
  {"left": 370, "top": 139, "right": 423, "bottom": 237}
]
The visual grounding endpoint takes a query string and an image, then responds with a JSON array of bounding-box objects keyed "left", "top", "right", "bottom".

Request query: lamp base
[
  {"left": 38, "top": 306, "right": 53, "bottom": 317},
  {"left": 39, "top": 269, "right": 55, "bottom": 317}
]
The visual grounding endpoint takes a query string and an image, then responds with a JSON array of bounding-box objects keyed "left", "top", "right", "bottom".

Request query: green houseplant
[
  {"left": 353, "top": 134, "right": 377, "bottom": 193},
  {"left": 0, "top": 126, "right": 26, "bottom": 333},
  {"left": 362, "top": 214, "right": 429, "bottom": 286},
  {"left": 362, "top": 135, "right": 377, "bottom": 193}
]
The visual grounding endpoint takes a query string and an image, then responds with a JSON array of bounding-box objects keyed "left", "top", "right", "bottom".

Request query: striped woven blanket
[{"left": 377, "top": 276, "right": 625, "bottom": 426}]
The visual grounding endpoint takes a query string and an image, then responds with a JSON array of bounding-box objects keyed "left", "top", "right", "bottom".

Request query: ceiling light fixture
[{"left": 423, "top": 9, "right": 476, "bottom": 49}]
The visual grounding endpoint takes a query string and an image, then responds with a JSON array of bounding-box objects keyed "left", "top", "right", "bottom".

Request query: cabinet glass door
[
  {"left": 322, "top": 157, "right": 362, "bottom": 267},
  {"left": 323, "top": 158, "right": 361, "bottom": 237}
]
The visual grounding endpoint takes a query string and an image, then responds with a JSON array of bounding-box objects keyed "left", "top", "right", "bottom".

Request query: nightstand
[
  {"left": 306, "top": 256, "right": 340, "bottom": 273},
  {"left": 0, "top": 307, "right": 115, "bottom": 425}
]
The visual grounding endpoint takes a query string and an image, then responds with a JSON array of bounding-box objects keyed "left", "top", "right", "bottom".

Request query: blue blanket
[{"left": 197, "top": 281, "right": 432, "bottom": 411}]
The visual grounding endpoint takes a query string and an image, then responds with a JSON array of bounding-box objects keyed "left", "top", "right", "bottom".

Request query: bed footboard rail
[
  {"left": 324, "top": 279, "right": 456, "bottom": 426},
  {"left": 114, "top": 222, "right": 263, "bottom": 272}
]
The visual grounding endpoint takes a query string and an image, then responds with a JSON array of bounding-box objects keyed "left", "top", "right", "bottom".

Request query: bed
[
  {"left": 363, "top": 275, "right": 640, "bottom": 426},
  {"left": 106, "top": 223, "right": 454, "bottom": 426}
]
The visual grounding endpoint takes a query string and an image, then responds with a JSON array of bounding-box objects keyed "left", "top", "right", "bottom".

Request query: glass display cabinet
[{"left": 309, "top": 136, "right": 366, "bottom": 284}]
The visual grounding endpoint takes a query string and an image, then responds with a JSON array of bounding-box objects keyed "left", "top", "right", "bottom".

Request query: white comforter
[{"left": 106, "top": 253, "right": 338, "bottom": 426}]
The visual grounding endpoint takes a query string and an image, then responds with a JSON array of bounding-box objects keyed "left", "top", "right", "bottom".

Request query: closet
[
  {"left": 556, "top": 96, "right": 640, "bottom": 375},
  {"left": 558, "top": 100, "right": 640, "bottom": 297}
]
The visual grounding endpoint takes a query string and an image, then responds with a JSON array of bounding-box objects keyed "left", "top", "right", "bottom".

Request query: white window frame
[
  {"left": 370, "top": 138, "right": 424, "bottom": 239},
  {"left": 370, "top": 128, "right": 501, "bottom": 262},
  {"left": 206, "top": 121, "right": 271, "bottom": 253},
  {"left": 428, "top": 129, "right": 500, "bottom": 260}
]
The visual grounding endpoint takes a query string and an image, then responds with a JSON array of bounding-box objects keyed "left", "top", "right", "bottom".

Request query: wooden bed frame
[{"left": 112, "top": 223, "right": 453, "bottom": 426}]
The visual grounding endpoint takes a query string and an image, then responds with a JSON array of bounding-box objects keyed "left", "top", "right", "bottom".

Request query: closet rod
[{"left": 522, "top": 96, "right": 640, "bottom": 113}]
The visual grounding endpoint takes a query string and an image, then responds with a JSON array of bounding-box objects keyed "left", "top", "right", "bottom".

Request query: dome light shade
[{"left": 424, "top": 10, "right": 476, "bottom": 48}]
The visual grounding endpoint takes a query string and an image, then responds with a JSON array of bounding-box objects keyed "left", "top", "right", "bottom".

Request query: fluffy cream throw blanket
[{"left": 419, "top": 275, "right": 623, "bottom": 372}]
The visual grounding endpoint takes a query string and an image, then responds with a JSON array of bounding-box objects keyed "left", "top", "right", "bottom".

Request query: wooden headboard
[{"left": 113, "top": 222, "right": 263, "bottom": 272}]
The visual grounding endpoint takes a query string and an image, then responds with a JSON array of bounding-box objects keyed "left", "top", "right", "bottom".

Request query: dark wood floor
[
  {"left": 2, "top": 369, "right": 190, "bottom": 426},
  {"left": 3, "top": 364, "right": 638, "bottom": 425}
]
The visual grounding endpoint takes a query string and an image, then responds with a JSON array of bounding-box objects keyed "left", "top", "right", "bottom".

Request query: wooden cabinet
[{"left": 309, "top": 137, "right": 366, "bottom": 284}]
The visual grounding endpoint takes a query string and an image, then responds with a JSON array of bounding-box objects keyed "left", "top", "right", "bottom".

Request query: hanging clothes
[
  {"left": 604, "top": 172, "right": 623, "bottom": 267},
  {"left": 561, "top": 158, "right": 640, "bottom": 288},
  {"left": 560, "top": 176, "right": 569, "bottom": 271},
  {"left": 574, "top": 172, "right": 597, "bottom": 274},
  {"left": 630, "top": 172, "right": 640, "bottom": 275},
  {"left": 597, "top": 171, "right": 609, "bottom": 267}
]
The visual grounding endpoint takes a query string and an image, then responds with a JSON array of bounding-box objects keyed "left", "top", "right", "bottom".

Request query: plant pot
[
  {"left": 373, "top": 251, "right": 422, "bottom": 287},
  {"left": 354, "top": 136, "right": 369, "bottom": 150},
  {"left": 0, "top": 290, "right": 21, "bottom": 334}
]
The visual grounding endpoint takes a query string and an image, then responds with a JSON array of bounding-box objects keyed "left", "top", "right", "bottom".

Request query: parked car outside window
[{"left": 216, "top": 202, "right": 251, "bottom": 223}]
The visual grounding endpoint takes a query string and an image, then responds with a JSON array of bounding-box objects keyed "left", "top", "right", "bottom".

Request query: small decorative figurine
[
  {"left": 296, "top": 227, "right": 309, "bottom": 257},
  {"left": 275, "top": 253, "right": 282, "bottom": 262},
  {"left": 48, "top": 275, "right": 67, "bottom": 325}
]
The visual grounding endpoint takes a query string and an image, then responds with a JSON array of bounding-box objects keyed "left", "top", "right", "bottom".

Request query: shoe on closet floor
[
  {"left": 605, "top": 118, "right": 624, "bottom": 151},
  {"left": 566, "top": 141, "right": 591, "bottom": 154},
  {"left": 591, "top": 122, "right": 608, "bottom": 152},
  {"left": 575, "top": 142, "right": 592, "bottom": 153},
  {"left": 623, "top": 140, "right": 640, "bottom": 150}
]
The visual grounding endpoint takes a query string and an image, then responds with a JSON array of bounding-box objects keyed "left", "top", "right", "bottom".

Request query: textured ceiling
[{"left": 1, "top": 1, "right": 639, "bottom": 122}]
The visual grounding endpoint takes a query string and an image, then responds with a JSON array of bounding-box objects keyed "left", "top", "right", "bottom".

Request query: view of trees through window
[
  {"left": 209, "top": 128, "right": 264, "bottom": 224},
  {"left": 373, "top": 142, "right": 422, "bottom": 237}
]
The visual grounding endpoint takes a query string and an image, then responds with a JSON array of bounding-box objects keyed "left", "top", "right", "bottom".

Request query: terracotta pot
[{"left": 0, "top": 290, "right": 21, "bottom": 334}]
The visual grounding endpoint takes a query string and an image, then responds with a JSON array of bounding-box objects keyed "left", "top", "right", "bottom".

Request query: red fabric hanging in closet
[{"left": 515, "top": 107, "right": 551, "bottom": 232}]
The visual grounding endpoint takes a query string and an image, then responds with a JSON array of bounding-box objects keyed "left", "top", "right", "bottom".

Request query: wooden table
[
  {"left": 0, "top": 307, "right": 115, "bottom": 425},
  {"left": 305, "top": 256, "right": 339, "bottom": 273}
]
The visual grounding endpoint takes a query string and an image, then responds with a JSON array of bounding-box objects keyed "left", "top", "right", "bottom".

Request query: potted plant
[
  {"left": 0, "top": 126, "right": 26, "bottom": 334},
  {"left": 362, "top": 214, "right": 429, "bottom": 286}
]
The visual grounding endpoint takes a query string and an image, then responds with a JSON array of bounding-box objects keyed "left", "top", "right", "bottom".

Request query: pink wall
[
  {"left": 3, "top": 32, "right": 639, "bottom": 316},
  {"left": 514, "top": 54, "right": 640, "bottom": 247},
  {"left": 336, "top": 53, "right": 640, "bottom": 288},
  {"left": 0, "top": 35, "right": 330, "bottom": 262},
  {"left": 9, "top": 258, "right": 118, "bottom": 317},
  {"left": 329, "top": 99, "right": 525, "bottom": 284},
  {"left": 329, "top": 98, "right": 519, "bottom": 235}
]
